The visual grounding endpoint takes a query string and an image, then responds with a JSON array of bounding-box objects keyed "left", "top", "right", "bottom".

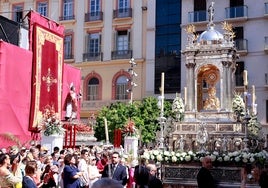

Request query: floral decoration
[
  {"left": 75, "top": 123, "right": 93, "bottom": 133},
  {"left": 38, "top": 105, "right": 65, "bottom": 136},
  {"left": 142, "top": 149, "right": 268, "bottom": 166},
  {"left": 247, "top": 115, "right": 261, "bottom": 139},
  {"left": 172, "top": 95, "right": 185, "bottom": 121},
  {"left": 232, "top": 93, "right": 246, "bottom": 120},
  {"left": 122, "top": 120, "right": 137, "bottom": 137}
]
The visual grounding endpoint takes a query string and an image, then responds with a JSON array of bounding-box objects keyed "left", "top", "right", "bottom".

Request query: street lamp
[{"left": 127, "top": 58, "right": 138, "bottom": 104}]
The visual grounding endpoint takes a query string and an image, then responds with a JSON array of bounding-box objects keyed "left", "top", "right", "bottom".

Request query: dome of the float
[{"left": 197, "top": 25, "right": 223, "bottom": 44}]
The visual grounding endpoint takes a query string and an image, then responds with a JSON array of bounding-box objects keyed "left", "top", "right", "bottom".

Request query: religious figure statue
[
  {"left": 203, "top": 86, "right": 220, "bottom": 110},
  {"left": 64, "top": 83, "right": 82, "bottom": 121},
  {"left": 178, "top": 135, "right": 185, "bottom": 151},
  {"left": 208, "top": 2, "right": 215, "bottom": 24}
]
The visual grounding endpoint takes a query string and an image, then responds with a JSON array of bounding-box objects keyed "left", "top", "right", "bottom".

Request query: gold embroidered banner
[{"left": 28, "top": 11, "right": 64, "bottom": 133}]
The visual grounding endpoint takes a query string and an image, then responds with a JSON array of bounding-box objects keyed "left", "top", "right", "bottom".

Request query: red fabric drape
[
  {"left": 62, "top": 64, "right": 81, "bottom": 120},
  {"left": 27, "top": 11, "right": 65, "bottom": 133},
  {"left": 0, "top": 41, "right": 32, "bottom": 147}
]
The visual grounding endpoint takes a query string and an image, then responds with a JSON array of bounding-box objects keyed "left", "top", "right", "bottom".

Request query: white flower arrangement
[
  {"left": 172, "top": 95, "right": 185, "bottom": 121},
  {"left": 247, "top": 115, "right": 261, "bottom": 139},
  {"left": 232, "top": 93, "right": 246, "bottom": 120},
  {"left": 142, "top": 149, "right": 268, "bottom": 166}
]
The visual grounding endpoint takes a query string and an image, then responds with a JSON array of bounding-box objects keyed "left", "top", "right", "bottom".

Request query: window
[
  {"left": 118, "top": 0, "right": 129, "bottom": 9},
  {"left": 63, "top": 0, "right": 74, "bottom": 20},
  {"left": 37, "top": 1, "right": 48, "bottom": 17},
  {"left": 88, "top": 33, "right": 100, "bottom": 55},
  {"left": 12, "top": 4, "right": 23, "bottom": 22},
  {"left": 235, "top": 62, "right": 244, "bottom": 86},
  {"left": 117, "top": 0, "right": 130, "bottom": 18},
  {"left": 116, "top": 76, "right": 128, "bottom": 100},
  {"left": 90, "top": 0, "right": 100, "bottom": 12},
  {"left": 117, "top": 30, "right": 129, "bottom": 54},
  {"left": 64, "top": 35, "right": 73, "bottom": 59},
  {"left": 87, "top": 78, "right": 99, "bottom": 100},
  {"left": 155, "top": 0, "right": 181, "bottom": 93}
]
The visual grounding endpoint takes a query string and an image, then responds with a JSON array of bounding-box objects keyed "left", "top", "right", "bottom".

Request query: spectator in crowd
[
  {"left": 88, "top": 155, "right": 102, "bottom": 187},
  {"left": 197, "top": 156, "right": 216, "bottom": 188},
  {"left": 10, "top": 153, "right": 23, "bottom": 188},
  {"left": 92, "top": 178, "right": 123, "bottom": 188},
  {"left": 0, "top": 153, "right": 22, "bottom": 188},
  {"left": 22, "top": 160, "right": 42, "bottom": 188},
  {"left": 63, "top": 154, "right": 84, "bottom": 188},
  {"left": 134, "top": 158, "right": 150, "bottom": 188},
  {"left": 41, "top": 164, "right": 58, "bottom": 188},
  {"left": 127, "top": 160, "right": 138, "bottom": 188},
  {"left": 259, "top": 166, "right": 268, "bottom": 188},
  {"left": 102, "top": 151, "right": 128, "bottom": 186},
  {"left": 97, "top": 153, "right": 108, "bottom": 174},
  {"left": 147, "top": 164, "right": 162, "bottom": 188},
  {"left": 78, "top": 149, "right": 90, "bottom": 188}
]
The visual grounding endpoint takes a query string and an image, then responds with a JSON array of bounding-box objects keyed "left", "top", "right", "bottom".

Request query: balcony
[
  {"left": 265, "top": 36, "right": 268, "bottom": 53},
  {"left": 225, "top": 5, "right": 248, "bottom": 21},
  {"left": 235, "top": 39, "right": 248, "bottom": 55},
  {"left": 113, "top": 8, "right": 132, "bottom": 19},
  {"left": 85, "top": 11, "right": 103, "bottom": 22},
  {"left": 265, "top": 3, "right": 268, "bottom": 18},
  {"left": 64, "top": 54, "right": 74, "bottom": 60},
  {"left": 59, "top": 15, "right": 75, "bottom": 21},
  {"left": 83, "top": 52, "right": 103, "bottom": 61},
  {"left": 111, "top": 50, "right": 132, "bottom": 60},
  {"left": 188, "top": 10, "right": 207, "bottom": 23},
  {"left": 81, "top": 100, "right": 129, "bottom": 111}
]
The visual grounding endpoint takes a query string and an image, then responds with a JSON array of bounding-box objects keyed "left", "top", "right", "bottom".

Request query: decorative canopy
[{"left": 197, "top": 1, "right": 224, "bottom": 44}]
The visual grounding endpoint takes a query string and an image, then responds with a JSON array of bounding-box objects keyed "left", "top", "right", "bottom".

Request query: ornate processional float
[{"left": 143, "top": 2, "right": 266, "bottom": 188}]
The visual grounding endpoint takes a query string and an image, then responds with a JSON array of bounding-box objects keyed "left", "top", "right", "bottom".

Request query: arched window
[
  {"left": 87, "top": 77, "right": 99, "bottom": 100},
  {"left": 116, "top": 76, "right": 128, "bottom": 100}
]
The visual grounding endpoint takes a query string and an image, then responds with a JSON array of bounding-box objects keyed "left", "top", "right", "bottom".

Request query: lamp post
[{"left": 127, "top": 58, "right": 137, "bottom": 104}]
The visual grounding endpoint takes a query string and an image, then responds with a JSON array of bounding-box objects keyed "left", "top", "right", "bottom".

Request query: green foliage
[{"left": 94, "top": 97, "right": 173, "bottom": 145}]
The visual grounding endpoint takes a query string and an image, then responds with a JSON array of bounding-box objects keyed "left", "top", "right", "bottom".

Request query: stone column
[
  {"left": 186, "top": 62, "right": 196, "bottom": 111},
  {"left": 221, "top": 61, "right": 228, "bottom": 110}
]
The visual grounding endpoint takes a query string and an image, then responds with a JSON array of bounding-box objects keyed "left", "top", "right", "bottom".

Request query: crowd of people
[{"left": 0, "top": 145, "right": 163, "bottom": 188}]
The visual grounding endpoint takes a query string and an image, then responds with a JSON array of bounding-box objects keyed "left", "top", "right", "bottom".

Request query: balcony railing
[
  {"left": 85, "top": 11, "right": 103, "bottom": 22},
  {"left": 59, "top": 15, "right": 75, "bottom": 21},
  {"left": 235, "top": 39, "right": 248, "bottom": 53},
  {"left": 83, "top": 52, "right": 103, "bottom": 61},
  {"left": 111, "top": 50, "right": 132, "bottom": 60},
  {"left": 188, "top": 10, "right": 207, "bottom": 23},
  {"left": 265, "top": 3, "right": 268, "bottom": 15},
  {"left": 225, "top": 5, "right": 248, "bottom": 19},
  {"left": 113, "top": 8, "right": 132, "bottom": 18},
  {"left": 81, "top": 100, "right": 129, "bottom": 110},
  {"left": 64, "top": 54, "right": 74, "bottom": 59}
]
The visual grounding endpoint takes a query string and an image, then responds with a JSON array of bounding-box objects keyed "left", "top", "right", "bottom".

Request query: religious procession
[{"left": 1, "top": 0, "right": 268, "bottom": 188}]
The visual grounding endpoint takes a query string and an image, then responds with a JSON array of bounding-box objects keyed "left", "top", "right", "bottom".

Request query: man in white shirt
[{"left": 78, "top": 149, "right": 90, "bottom": 187}]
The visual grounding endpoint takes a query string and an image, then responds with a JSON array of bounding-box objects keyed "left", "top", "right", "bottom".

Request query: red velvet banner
[
  {"left": 0, "top": 41, "right": 32, "bottom": 147},
  {"left": 27, "top": 11, "right": 64, "bottom": 133}
]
